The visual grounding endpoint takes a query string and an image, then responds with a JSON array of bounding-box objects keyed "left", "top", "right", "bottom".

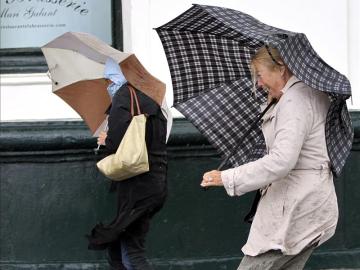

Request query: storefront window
[{"left": 0, "top": 0, "right": 120, "bottom": 73}]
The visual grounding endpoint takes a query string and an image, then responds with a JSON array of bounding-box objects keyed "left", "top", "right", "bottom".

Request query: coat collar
[
  {"left": 260, "top": 76, "right": 301, "bottom": 121},
  {"left": 280, "top": 75, "right": 301, "bottom": 95}
]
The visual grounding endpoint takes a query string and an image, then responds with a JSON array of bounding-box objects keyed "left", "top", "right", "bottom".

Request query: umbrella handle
[
  {"left": 94, "top": 122, "right": 109, "bottom": 155},
  {"left": 95, "top": 143, "right": 101, "bottom": 153}
]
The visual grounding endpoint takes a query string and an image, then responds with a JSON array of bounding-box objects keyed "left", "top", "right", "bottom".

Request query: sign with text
[{"left": 0, "top": 0, "right": 112, "bottom": 48}]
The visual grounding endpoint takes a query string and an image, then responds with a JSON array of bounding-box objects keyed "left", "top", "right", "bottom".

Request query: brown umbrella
[{"left": 41, "top": 31, "right": 166, "bottom": 135}]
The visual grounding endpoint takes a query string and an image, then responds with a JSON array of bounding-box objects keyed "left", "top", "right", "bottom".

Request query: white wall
[
  {"left": 1, "top": 0, "right": 359, "bottom": 121},
  {"left": 348, "top": 0, "right": 360, "bottom": 108}
]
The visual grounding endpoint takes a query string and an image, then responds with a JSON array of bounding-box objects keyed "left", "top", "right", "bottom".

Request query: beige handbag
[{"left": 96, "top": 86, "right": 149, "bottom": 181}]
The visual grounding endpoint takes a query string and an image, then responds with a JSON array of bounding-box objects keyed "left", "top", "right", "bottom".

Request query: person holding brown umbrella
[
  {"left": 87, "top": 59, "right": 168, "bottom": 270},
  {"left": 201, "top": 46, "right": 341, "bottom": 269},
  {"left": 42, "top": 32, "right": 172, "bottom": 270}
]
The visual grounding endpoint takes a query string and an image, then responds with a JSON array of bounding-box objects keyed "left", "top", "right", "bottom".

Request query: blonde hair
[{"left": 250, "top": 46, "right": 286, "bottom": 96}]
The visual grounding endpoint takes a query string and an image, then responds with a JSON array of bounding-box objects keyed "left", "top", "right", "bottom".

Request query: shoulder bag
[{"left": 96, "top": 86, "right": 149, "bottom": 181}]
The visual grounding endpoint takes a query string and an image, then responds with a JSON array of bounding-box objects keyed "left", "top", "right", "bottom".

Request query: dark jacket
[{"left": 87, "top": 84, "right": 167, "bottom": 250}]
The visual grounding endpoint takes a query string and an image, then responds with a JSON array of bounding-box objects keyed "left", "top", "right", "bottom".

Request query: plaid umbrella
[{"left": 156, "top": 4, "right": 353, "bottom": 177}]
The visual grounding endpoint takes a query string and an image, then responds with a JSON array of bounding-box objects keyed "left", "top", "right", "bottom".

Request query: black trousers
[{"left": 107, "top": 213, "right": 153, "bottom": 270}]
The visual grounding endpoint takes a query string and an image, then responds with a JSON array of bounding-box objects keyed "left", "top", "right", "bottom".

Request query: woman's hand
[
  {"left": 97, "top": 131, "right": 107, "bottom": 145},
  {"left": 201, "top": 170, "right": 223, "bottom": 187}
]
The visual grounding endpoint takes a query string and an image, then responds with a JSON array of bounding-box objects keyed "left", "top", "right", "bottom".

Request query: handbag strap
[{"left": 128, "top": 85, "right": 141, "bottom": 116}]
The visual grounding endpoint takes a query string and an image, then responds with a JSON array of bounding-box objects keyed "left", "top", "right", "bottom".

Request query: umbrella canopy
[
  {"left": 156, "top": 4, "right": 353, "bottom": 176},
  {"left": 42, "top": 32, "right": 168, "bottom": 136}
]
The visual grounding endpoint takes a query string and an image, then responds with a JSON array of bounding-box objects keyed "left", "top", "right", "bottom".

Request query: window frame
[{"left": 0, "top": 0, "right": 122, "bottom": 74}]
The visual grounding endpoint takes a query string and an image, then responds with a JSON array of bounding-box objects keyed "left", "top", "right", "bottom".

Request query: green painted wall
[{"left": 1, "top": 113, "right": 359, "bottom": 269}]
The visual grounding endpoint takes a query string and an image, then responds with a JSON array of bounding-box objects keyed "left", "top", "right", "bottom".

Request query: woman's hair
[
  {"left": 250, "top": 46, "right": 286, "bottom": 95},
  {"left": 251, "top": 45, "right": 284, "bottom": 70}
]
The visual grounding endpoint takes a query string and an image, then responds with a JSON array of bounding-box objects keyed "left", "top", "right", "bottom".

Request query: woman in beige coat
[{"left": 201, "top": 46, "right": 338, "bottom": 269}]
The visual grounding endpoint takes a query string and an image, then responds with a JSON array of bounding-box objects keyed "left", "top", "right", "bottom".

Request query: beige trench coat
[{"left": 221, "top": 76, "right": 338, "bottom": 256}]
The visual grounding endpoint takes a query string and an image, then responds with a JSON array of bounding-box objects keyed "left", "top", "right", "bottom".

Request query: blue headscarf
[{"left": 104, "top": 58, "right": 127, "bottom": 98}]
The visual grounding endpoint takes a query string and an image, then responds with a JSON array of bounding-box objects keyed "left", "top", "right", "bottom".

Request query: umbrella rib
[{"left": 161, "top": 28, "right": 263, "bottom": 47}]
